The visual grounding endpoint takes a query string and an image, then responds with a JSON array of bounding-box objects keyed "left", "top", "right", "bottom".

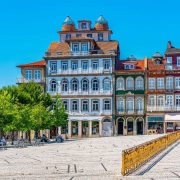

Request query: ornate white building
[{"left": 44, "top": 16, "right": 119, "bottom": 138}]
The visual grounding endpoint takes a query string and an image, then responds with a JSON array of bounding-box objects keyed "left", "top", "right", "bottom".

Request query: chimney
[{"left": 167, "top": 41, "right": 172, "bottom": 49}]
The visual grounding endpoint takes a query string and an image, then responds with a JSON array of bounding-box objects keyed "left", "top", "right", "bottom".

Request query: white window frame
[
  {"left": 126, "top": 77, "right": 134, "bottom": 90},
  {"left": 82, "top": 79, "right": 89, "bottom": 91},
  {"left": 103, "top": 59, "right": 110, "bottom": 70},
  {"left": 103, "top": 78, "right": 111, "bottom": 91},
  {"left": 135, "top": 77, "right": 144, "bottom": 90},
  {"left": 157, "top": 78, "right": 164, "bottom": 89},
  {"left": 81, "top": 43, "right": 88, "bottom": 52},
  {"left": 126, "top": 97, "right": 134, "bottom": 113},
  {"left": 82, "top": 99, "right": 89, "bottom": 111},
  {"left": 72, "top": 43, "right": 79, "bottom": 52},
  {"left": 62, "top": 100, "right": 68, "bottom": 111},
  {"left": 34, "top": 70, "right": 41, "bottom": 80},
  {"left": 116, "top": 77, "right": 124, "bottom": 90},
  {"left": 177, "top": 57, "right": 180, "bottom": 66},
  {"left": 103, "top": 99, "right": 111, "bottom": 110},
  {"left": 71, "top": 61, "right": 78, "bottom": 70},
  {"left": 175, "top": 95, "right": 180, "bottom": 107},
  {"left": 175, "top": 77, "right": 180, "bottom": 90},
  {"left": 25, "top": 70, "right": 32, "bottom": 80},
  {"left": 61, "top": 61, "right": 68, "bottom": 71},
  {"left": 166, "top": 76, "right": 173, "bottom": 90},
  {"left": 92, "top": 60, "right": 99, "bottom": 70},
  {"left": 148, "top": 78, "right": 156, "bottom": 90},
  {"left": 117, "top": 97, "right": 124, "bottom": 112},
  {"left": 136, "top": 97, "right": 143, "bottom": 113},
  {"left": 50, "top": 61, "right": 57, "bottom": 73},
  {"left": 92, "top": 99, "right": 99, "bottom": 111},
  {"left": 82, "top": 61, "right": 88, "bottom": 70},
  {"left": 71, "top": 100, "right": 78, "bottom": 111},
  {"left": 166, "top": 95, "right": 173, "bottom": 107},
  {"left": 92, "top": 78, "right": 99, "bottom": 91},
  {"left": 62, "top": 79, "right": 68, "bottom": 92}
]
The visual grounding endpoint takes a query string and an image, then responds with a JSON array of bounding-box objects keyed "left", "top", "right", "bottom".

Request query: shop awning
[
  {"left": 148, "top": 116, "right": 164, "bottom": 122},
  {"left": 165, "top": 114, "right": 180, "bottom": 122}
]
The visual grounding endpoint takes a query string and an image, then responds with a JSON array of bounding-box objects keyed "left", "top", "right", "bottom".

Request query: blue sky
[{"left": 0, "top": 0, "right": 180, "bottom": 87}]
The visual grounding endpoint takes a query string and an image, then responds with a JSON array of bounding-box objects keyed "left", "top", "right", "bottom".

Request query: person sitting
[
  {"left": 0, "top": 137, "right": 7, "bottom": 146},
  {"left": 41, "top": 134, "right": 48, "bottom": 142},
  {"left": 56, "top": 134, "right": 64, "bottom": 143}
]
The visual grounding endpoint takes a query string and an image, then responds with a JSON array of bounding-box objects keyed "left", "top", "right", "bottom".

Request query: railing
[
  {"left": 49, "top": 69, "right": 112, "bottom": 75},
  {"left": 147, "top": 105, "right": 180, "bottom": 111},
  {"left": 165, "top": 64, "right": 180, "bottom": 70},
  {"left": 45, "top": 50, "right": 116, "bottom": 57},
  {"left": 47, "top": 90, "right": 113, "bottom": 96},
  {"left": 17, "top": 78, "right": 45, "bottom": 83},
  {"left": 68, "top": 110, "right": 112, "bottom": 116},
  {"left": 121, "top": 131, "right": 180, "bottom": 176},
  {"left": 117, "top": 109, "right": 144, "bottom": 115}
]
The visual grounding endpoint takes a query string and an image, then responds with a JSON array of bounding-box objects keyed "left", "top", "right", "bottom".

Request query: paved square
[{"left": 0, "top": 134, "right": 179, "bottom": 180}]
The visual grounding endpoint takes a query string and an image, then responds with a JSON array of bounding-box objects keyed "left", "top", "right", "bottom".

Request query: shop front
[
  {"left": 165, "top": 113, "right": 180, "bottom": 133},
  {"left": 147, "top": 116, "right": 164, "bottom": 134}
]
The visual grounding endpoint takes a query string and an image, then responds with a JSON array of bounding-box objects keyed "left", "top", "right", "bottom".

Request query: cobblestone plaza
[{"left": 1, "top": 135, "right": 179, "bottom": 179}]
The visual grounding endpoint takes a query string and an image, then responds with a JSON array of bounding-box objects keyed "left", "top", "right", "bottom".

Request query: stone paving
[{"left": 0, "top": 134, "right": 179, "bottom": 180}]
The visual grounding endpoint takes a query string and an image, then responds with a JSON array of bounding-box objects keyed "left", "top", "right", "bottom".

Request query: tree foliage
[{"left": 0, "top": 82, "right": 68, "bottom": 138}]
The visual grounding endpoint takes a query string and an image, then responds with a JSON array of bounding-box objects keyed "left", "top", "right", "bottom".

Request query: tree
[{"left": 50, "top": 95, "right": 68, "bottom": 130}]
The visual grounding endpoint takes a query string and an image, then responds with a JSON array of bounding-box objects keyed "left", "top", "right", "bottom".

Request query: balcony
[
  {"left": 45, "top": 50, "right": 116, "bottom": 57},
  {"left": 117, "top": 109, "right": 144, "bottom": 115},
  {"left": 147, "top": 105, "right": 180, "bottom": 112},
  {"left": 68, "top": 110, "right": 112, "bottom": 116},
  {"left": 49, "top": 68, "right": 111, "bottom": 75},
  {"left": 165, "top": 64, "right": 180, "bottom": 70},
  {"left": 17, "top": 78, "right": 45, "bottom": 84},
  {"left": 47, "top": 90, "right": 113, "bottom": 96}
]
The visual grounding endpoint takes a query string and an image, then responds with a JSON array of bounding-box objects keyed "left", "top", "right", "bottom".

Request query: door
[
  {"left": 118, "top": 120, "right": 124, "bottom": 135},
  {"left": 137, "top": 121, "right": 143, "bottom": 135}
]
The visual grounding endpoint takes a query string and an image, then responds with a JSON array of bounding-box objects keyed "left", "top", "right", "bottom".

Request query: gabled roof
[
  {"left": 17, "top": 60, "right": 45, "bottom": 68},
  {"left": 165, "top": 48, "right": 180, "bottom": 55},
  {"left": 116, "top": 60, "right": 145, "bottom": 72}
]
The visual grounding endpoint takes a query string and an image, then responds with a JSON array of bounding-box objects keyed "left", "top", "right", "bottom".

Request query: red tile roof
[
  {"left": 45, "top": 41, "right": 118, "bottom": 57},
  {"left": 116, "top": 60, "right": 145, "bottom": 72},
  {"left": 147, "top": 58, "right": 165, "bottom": 71},
  {"left": 17, "top": 60, "right": 45, "bottom": 68}
]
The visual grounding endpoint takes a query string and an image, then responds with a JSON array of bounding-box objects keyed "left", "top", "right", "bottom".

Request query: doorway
[
  {"left": 137, "top": 120, "right": 143, "bottom": 135},
  {"left": 118, "top": 118, "right": 124, "bottom": 135}
]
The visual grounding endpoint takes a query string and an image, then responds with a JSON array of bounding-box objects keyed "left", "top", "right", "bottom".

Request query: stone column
[
  {"left": 89, "top": 121, "right": 92, "bottom": 137},
  {"left": 30, "top": 130, "right": 35, "bottom": 140},
  {"left": 124, "top": 119, "right": 128, "bottom": 136},
  {"left": 78, "top": 121, "right": 82, "bottom": 138},
  {"left": 45, "top": 129, "right": 50, "bottom": 139},
  {"left": 18, "top": 131, "right": 22, "bottom": 139},
  {"left": 58, "top": 126, "right": 62, "bottom": 135},
  {"left": 99, "top": 120, "right": 102, "bottom": 137},
  {"left": 23, "top": 132, "right": 26, "bottom": 139},
  {"left": 133, "top": 120, "right": 137, "bottom": 135},
  {"left": 68, "top": 121, "right": 72, "bottom": 138}
]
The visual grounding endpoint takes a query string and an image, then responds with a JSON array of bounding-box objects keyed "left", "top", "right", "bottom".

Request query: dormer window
[
  {"left": 87, "top": 34, "right": 92, "bottom": 38},
  {"left": 72, "top": 43, "right": 79, "bottom": 52},
  {"left": 81, "top": 43, "right": 88, "bottom": 51},
  {"left": 66, "top": 34, "right": 71, "bottom": 40},
  {"left": 98, "top": 33, "right": 103, "bottom": 41},
  {"left": 124, "top": 64, "right": 134, "bottom": 70},
  {"left": 81, "top": 22, "right": 87, "bottom": 29}
]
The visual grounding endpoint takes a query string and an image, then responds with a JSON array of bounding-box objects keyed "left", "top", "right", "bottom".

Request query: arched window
[
  {"left": 71, "top": 79, "right": 78, "bottom": 91},
  {"left": 62, "top": 79, "right": 68, "bottom": 92},
  {"left": 116, "top": 77, "right": 124, "bottom": 90},
  {"left": 126, "top": 97, "right": 134, "bottom": 112},
  {"left": 50, "top": 80, "right": 57, "bottom": 92},
  {"left": 126, "top": 77, "right": 134, "bottom": 90},
  {"left": 72, "top": 100, "right": 78, "bottom": 111},
  {"left": 103, "top": 78, "right": 111, "bottom": 91},
  {"left": 136, "top": 97, "right": 143, "bottom": 112},
  {"left": 82, "top": 79, "right": 89, "bottom": 91},
  {"left": 117, "top": 97, "right": 124, "bottom": 112},
  {"left": 157, "top": 96, "right": 164, "bottom": 106},
  {"left": 63, "top": 100, "right": 68, "bottom": 110},
  {"left": 92, "top": 78, "right": 99, "bottom": 91},
  {"left": 135, "top": 77, "right": 144, "bottom": 90}
]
